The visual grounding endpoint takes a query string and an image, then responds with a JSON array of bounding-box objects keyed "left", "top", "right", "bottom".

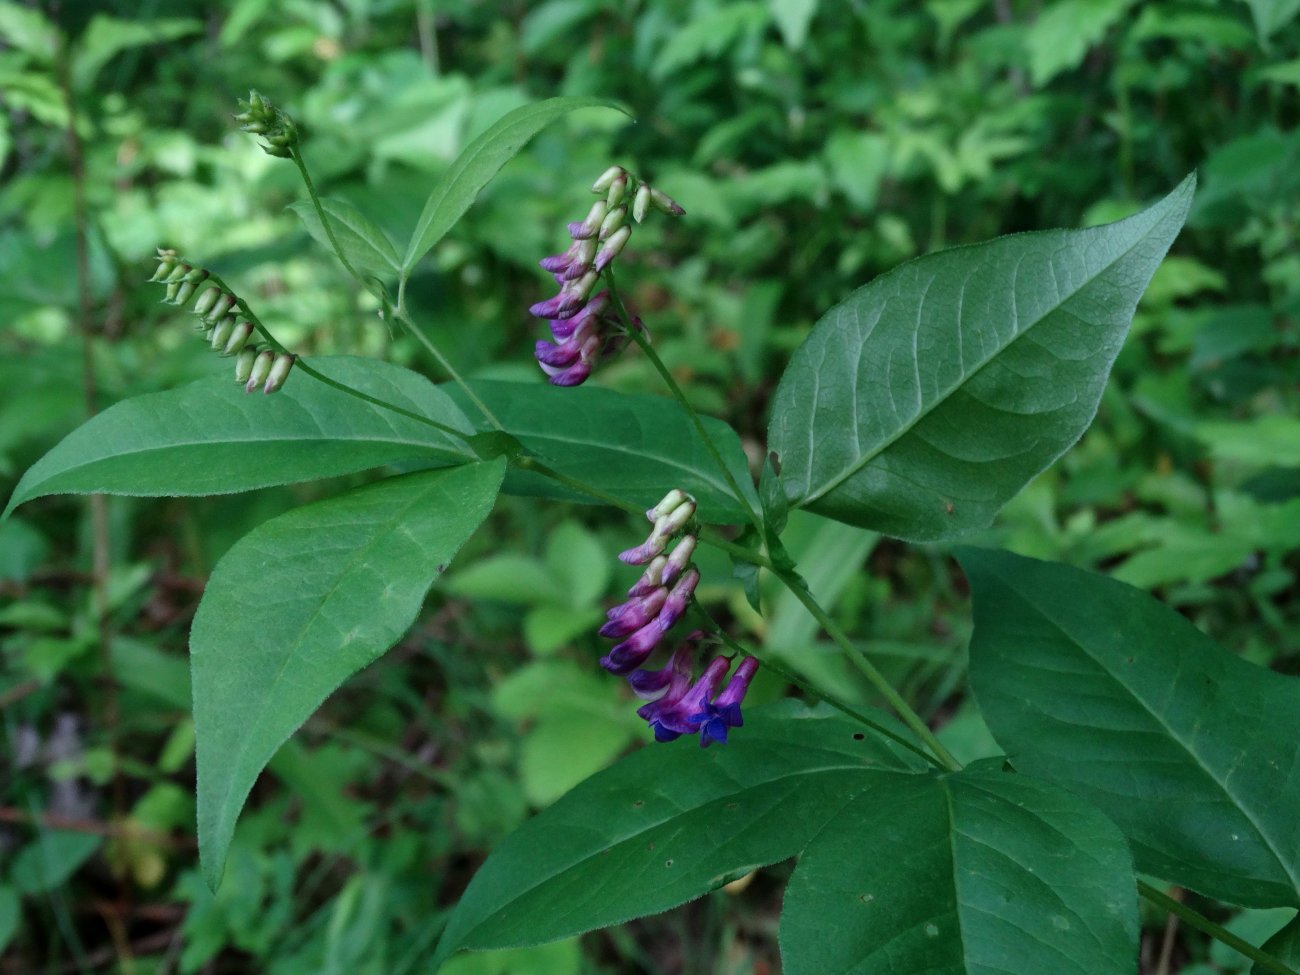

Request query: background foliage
[{"left": 1, "top": 0, "right": 1297, "bottom": 971}]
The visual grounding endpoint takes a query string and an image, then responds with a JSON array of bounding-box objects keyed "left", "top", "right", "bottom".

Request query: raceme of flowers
[
  {"left": 149, "top": 250, "right": 295, "bottom": 394},
  {"left": 530, "top": 166, "right": 684, "bottom": 386},
  {"left": 600, "top": 489, "right": 760, "bottom": 746}
]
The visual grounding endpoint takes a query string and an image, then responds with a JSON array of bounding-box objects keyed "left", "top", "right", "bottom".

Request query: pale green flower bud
[
  {"left": 204, "top": 292, "right": 237, "bottom": 325},
  {"left": 591, "top": 165, "right": 624, "bottom": 193},
  {"left": 632, "top": 183, "right": 651, "bottom": 224},
  {"left": 192, "top": 287, "right": 222, "bottom": 317},
  {"left": 649, "top": 187, "right": 685, "bottom": 216},
  {"left": 209, "top": 316, "right": 236, "bottom": 352},
  {"left": 245, "top": 348, "right": 275, "bottom": 393},
  {"left": 164, "top": 280, "right": 181, "bottom": 303},
  {"left": 598, "top": 205, "right": 627, "bottom": 241},
  {"left": 647, "top": 489, "right": 692, "bottom": 522},
  {"left": 606, "top": 174, "right": 629, "bottom": 208},
  {"left": 163, "top": 262, "right": 189, "bottom": 284},
  {"left": 172, "top": 280, "right": 197, "bottom": 306},
  {"left": 223, "top": 321, "right": 255, "bottom": 357},
  {"left": 234, "top": 346, "right": 259, "bottom": 384},
  {"left": 262, "top": 353, "right": 296, "bottom": 394}
]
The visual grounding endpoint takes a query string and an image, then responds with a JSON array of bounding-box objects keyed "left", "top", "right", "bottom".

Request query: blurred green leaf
[
  {"left": 193, "top": 460, "right": 505, "bottom": 889},
  {"left": 0, "top": 886, "right": 17, "bottom": 955},
  {"left": 72, "top": 16, "right": 203, "bottom": 90},
  {"left": 10, "top": 831, "right": 101, "bottom": 895},
  {"left": 1024, "top": 0, "right": 1135, "bottom": 86}
]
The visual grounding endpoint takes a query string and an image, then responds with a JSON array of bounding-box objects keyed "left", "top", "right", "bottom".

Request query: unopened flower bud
[
  {"left": 633, "top": 183, "right": 652, "bottom": 223},
  {"left": 591, "top": 165, "right": 624, "bottom": 193},
  {"left": 594, "top": 226, "right": 631, "bottom": 272},
  {"left": 649, "top": 187, "right": 685, "bottom": 216},
  {"left": 223, "top": 320, "right": 256, "bottom": 356},
  {"left": 150, "top": 250, "right": 178, "bottom": 282},
  {"left": 204, "top": 292, "right": 236, "bottom": 324},
  {"left": 209, "top": 316, "right": 235, "bottom": 352},
  {"left": 570, "top": 200, "right": 608, "bottom": 240},
  {"left": 172, "top": 280, "right": 197, "bottom": 306},
  {"left": 183, "top": 266, "right": 209, "bottom": 283},
  {"left": 245, "top": 348, "right": 275, "bottom": 392},
  {"left": 163, "top": 262, "right": 189, "bottom": 284},
  {"left": 658, "top": 498, "right": 697, "bottom": 537},
  {"left": 661, "top": 534, "right": 697, "bottom": 586},
  {"left": 647, "top": 489, "right": 691, "bottom": 523},
  {"left": 192, "top": 287, "right": 222, "bottom": 317},
  {"left": 627, "top": 555, "right": 670, "bottom": 597},
  {"left": 263, "top": 352, "right": 295, "bottom": 394},
  {"left": 606, "top": 174, "right": 629, "bottom": 208},
  {"left": 598, "top": 206, "right": 627, "bottom": 241},
  {"left": 234, "top": 346, "right": 259, "bottom": 384}
]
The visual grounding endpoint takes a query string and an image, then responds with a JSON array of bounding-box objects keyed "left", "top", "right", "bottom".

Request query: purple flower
[
  {"left": 693, "top": 655, "right": 759, "bottom": 747},
  {"left": 642, "top": 655, "right": 731, "bottom": 742},
  {"left": 599, "top": 587, "right": 669, "bottom": 639},
  {"left": 655, "top": 568, "right": 699, "bottom": 632},
  {"left": 628, "top": 639, "right": 697, "bottom": 700},
  {"left": 660, "top": 535, "right": 696, "bottom": 586},
  {"left": 627, "top": 555, "right": 669, "bottom": 598},
  {"left": 601, "top": 620, "right": 665, "bottom": 675}
]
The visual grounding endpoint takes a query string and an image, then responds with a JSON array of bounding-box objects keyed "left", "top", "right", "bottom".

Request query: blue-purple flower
[{"left": 530, "top": 167, "right": 683, "bottom": 386}]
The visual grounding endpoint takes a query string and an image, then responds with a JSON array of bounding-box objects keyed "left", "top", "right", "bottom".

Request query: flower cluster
[
  {"left": 530, "top": 167, "right": 683, "bottom": 386},
  {"left": 600, "top": 489, "right": 760, "bottom": 746},
  {"left": 150, "top": 249, "right": 295, "bottom": 394},
  {"left": 233, "top": 90, "right": 299, "bottom": 159}
]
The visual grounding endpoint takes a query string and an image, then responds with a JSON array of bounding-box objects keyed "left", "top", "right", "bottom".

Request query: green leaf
[
  {"left": 288, "top": 197, "right": 401, "bottom": 278},
  {"left": 4, "top": 357, "right": 472, "bottom": 517},
  {"left": 1241, "top": 0, "right": 1300, "bottom": 41},
  {"left": 960, "top": 547, "right": 1300, "bottom": 908},
  {"left": 72, "top": 15, "right": 203, "bottom": 90},
  {"left": 768, "top": 174, "right": 1194, "bottom": 543},
  {"left": 0, "top": 885, "right": 17, "bottom": 955},
  {"left": 193, "top": 460, "right": 505, "bottom": 889},
  {"left": 452, "top": 380, "right": 759, "bottom": 526},
  {"left": 781, "top": 766, "right": 1139, "bottom": 975},
  {"left": 1256, "top": 915, "right": 1300, "bottom": 975},
  {"left": 431, "top": 701, "right": 925, "bottom": 970},
  {"left": 401, "top": 97, "right": 626, "bottom": 272},
  {"left": 10, "top": 831, "right": 101, "bottom": 894},
  {"left": 1023, "top": 0, "right": 1135, "bottom": 86}
]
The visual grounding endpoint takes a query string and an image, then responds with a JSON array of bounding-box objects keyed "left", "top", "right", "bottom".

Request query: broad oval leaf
[
  {"left": 193, "top": 460, "right": 505, "bottom": 888},
  {"left": 4, "top": 357, "right": 473, "bottom": 516},
  {"left": 402, "top": 96, "right": 627, "bottom": 272},
  {"left": 767, "top": 174, "right": 1195, "bottom": 542},
  {"left": 289, "top": 197, "right": 401, "bottom": 278},
  {"left": 782, "top": 766, "right": 1139, "bottom": 975},
  {"left": 431, "top": 701, "right": 927, "bottom": 971},
  {"left": 451, "top": 380, "right": 760, "bottom": 525},
  {"left": 960, "top": 547, "right": 1300, "bottom": 908}
]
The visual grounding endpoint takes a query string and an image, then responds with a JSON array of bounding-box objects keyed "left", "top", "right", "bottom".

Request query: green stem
[
  {"left": 694, "top": 605, "right": 942, "bottom": 768},
  {"left": 1138, "top": 882, "right": 1299, "bottom": 975},
  {"left": 602, "top": 266, "right": 763, "bottom": 535},
  {"left": 392, "top": 305, "right": 503, "bottom": 430},
  {"left": 772, "top": 564, "right": 962, "bottom": 771},
  {"left": 290, "top": 148, "right": 363, "bottom": 284}
]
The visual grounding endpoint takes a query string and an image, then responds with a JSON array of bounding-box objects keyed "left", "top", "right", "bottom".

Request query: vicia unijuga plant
[{"left": 6, "top": 93, "right": 1299, "bottom": 975}]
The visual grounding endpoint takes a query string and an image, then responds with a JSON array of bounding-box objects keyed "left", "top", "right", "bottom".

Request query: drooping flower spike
[
  {"left": 529, "top": 167, "right": 683, "bottom": 386},
  {"left": 149, "top": 250, "right": 295, "bottom": 394}
]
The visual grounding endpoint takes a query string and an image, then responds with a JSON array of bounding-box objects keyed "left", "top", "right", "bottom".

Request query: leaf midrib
[
  {"left": 1000, "top": 570, "right": 1300, "bottom": 897},
  {"left": 800, "top": 209, "right": 1176, "bottom": 507}
]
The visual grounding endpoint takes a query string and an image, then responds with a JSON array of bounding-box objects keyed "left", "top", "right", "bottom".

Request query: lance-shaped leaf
[
  {"left": 4, "top": 357, "right": 473, "bottom": 516},
  {"left": 193, "top": 460, "right": 505, "bottom": 889},
  {"left": 781, "top": 766, "right": 1139, "bottom": 975},
  {"left": 402, "top": 96, "right": 627, "bottom": 272},
  {"left": 289, "top": 197, "right": 401, "bottom": 278},
  {"left": 431, "top": 701, "right": 926, "bottom": 971},
  {"left": 768, "top": 174, "right": 1195, "bottom": 542},
  {"left": 451, "top": 380, "right": 760, "bottom": 525},
  {"left": 960, "top": 547, "right": 1300, "bottom": 909}
]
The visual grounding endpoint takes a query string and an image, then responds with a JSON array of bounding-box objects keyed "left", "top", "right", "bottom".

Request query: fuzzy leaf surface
[
  {"left": 432, "top": 701, "right": 925, "bottom": 970},
  {"left": 289, "top": 197, "right": 401, "bottom": 277},
  {"left": 192, "top": 461, "right": 504, "bottom": 888},
  {"left": 961, "top": 547, "right": 1300, "bottom": 908},
  {"left": 781, "top": 766, "right": 1139, "bottom": 975},
  {"left": 767, "top": 175, "right": 1194, "bottom": 542},
  {"left": 4, "top": 357, "right": 472, "bottom": 516},
  {"left": 402, "top": 96, "right": 625, "bottom": 271}
]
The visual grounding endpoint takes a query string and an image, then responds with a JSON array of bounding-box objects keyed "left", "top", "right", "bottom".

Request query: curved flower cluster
[
  {"left": 233, "top": 90, "right": 299, "bottom": 159},
  {"left": 150, "top": 249, "right": 295, "bottom": 394},
  {"left": 600, "top": 489, "right": 760, "bottom": 746},
  {"left": 530, "top": 166, "right": 683, "bottom": 386}
]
